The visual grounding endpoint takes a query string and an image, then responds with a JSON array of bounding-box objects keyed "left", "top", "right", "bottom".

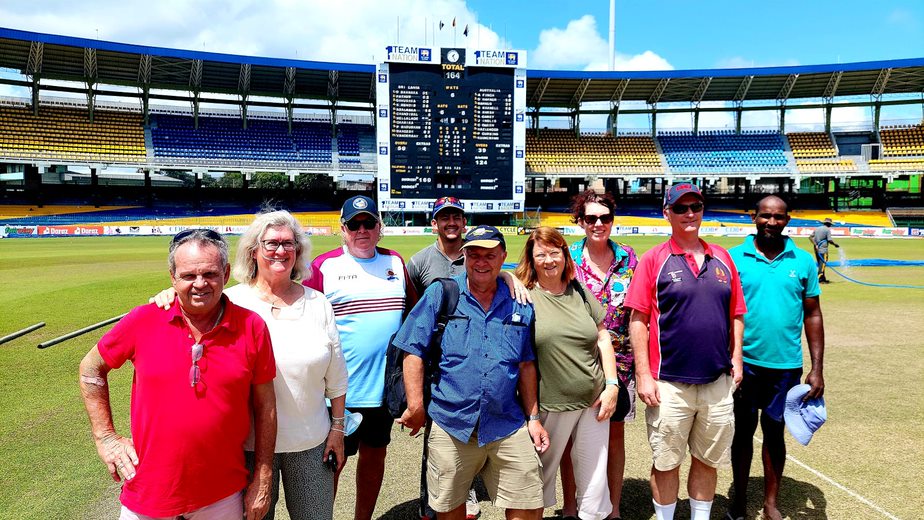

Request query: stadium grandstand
[{"left": 0, "top": 26, "right": 922, "bottom": 230}]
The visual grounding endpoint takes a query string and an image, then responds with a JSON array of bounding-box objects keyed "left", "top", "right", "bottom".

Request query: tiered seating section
[
  {"left": 0, "top": 105, "right": 146, "bottom": 163},
  {"left": 888, "top": 207, "right": 924, "bottom": 227},
  {"left": 788, "top": 132, "right": 837, "bottom": 158},
  {"left": 658, "top": 131, "right": 788, "bottom": 173},
  {"left": 151, "top": 115, "right": 332, "bottom": 164},
  {"left": 0, "top": 101, "right": 920, "bottom": 177},
  {"left": 337, "top": 123, "right": 375, "bottom": 169},
  {"left": 788, "top": 132, "right": 857, "bottom": 173},
  {"left": 869, "top": 158, "right": 924, "bottom": 172},
  {"left": 879, "top": 125, "right": 924, "bottom": 157},
  {"left": 525, "top": 129, "right": 662, "bottom": 173},
  {"left": 797, "top": 160, "right": 858, "bottom": 173}
]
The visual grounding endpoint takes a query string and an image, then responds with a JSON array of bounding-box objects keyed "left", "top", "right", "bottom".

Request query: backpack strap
[
  {"left": 428, "top": 278, "right": 459, "bottom": 384},
  {"left": 570, "top": 279, "right": 590, "bottom": 305},
  {"left": 434, "top": 278, "right": 460, "bottom": 329}
]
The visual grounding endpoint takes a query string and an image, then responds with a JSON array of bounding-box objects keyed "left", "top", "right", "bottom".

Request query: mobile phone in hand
[{"left": 325, "top": 452, "right": 337, "bottom": 472}]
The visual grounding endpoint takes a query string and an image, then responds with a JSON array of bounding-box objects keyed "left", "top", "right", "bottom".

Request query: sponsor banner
[
  {"left": 497, "top": 226, "right": 519, "bottom": 236},
  {"left": 36, "top": 225, "right": 104, "bottom": 236},
  {"left": 103, "top": 226, "right": 249, "bottom": 236},
  {"left": 385, "top": 45, "right": 434, "bottom": 63},
  {"left": 4, "top": 225, "right": 38, "bottom": 236},
  {"left": 304, "top": 227, "right": 332, "bottom": 236},
  {"left": 848, "top": 227, "right": 912, "bottom": 238},
  {"left": 912, "top": 228, "right": 924, "bottom": 237},
  {"left": 470, "top": 49, "right": 526, "bottom": 68},
  {"left": 382, "top": 227, "right": 429, "bottom": 236},
  {"left": 378, "top": 198, "right": 517, "bottom": 213}
]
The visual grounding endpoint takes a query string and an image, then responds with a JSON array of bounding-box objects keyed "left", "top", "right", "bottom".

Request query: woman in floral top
[{"left": 560, "top": 190, "right": 638, "bottom": 520}]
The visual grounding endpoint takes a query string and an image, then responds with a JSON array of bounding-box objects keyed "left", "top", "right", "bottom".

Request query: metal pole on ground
[
  {"left": 37, "top": 314, "right": 127, "bottom": 349},
  {"left": 0, "top": 322, "right": 46, "bottom": 346}
]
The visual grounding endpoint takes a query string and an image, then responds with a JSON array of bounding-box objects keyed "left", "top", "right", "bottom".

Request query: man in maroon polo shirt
[
  {"left": 625, "top": 183, "right": 746, "bottom": 520},
  {"left": 79, "top": 229, "right": 277, "bottom": 520}
]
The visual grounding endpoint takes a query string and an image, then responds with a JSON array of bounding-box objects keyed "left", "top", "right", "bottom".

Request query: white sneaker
[{"left": 465, "top": 487, "right": 480, "bottom": 519}]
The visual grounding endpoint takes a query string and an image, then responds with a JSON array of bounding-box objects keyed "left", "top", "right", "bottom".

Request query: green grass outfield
[{"left": 0, "top": 234, "right": 922, "bottom": 519}]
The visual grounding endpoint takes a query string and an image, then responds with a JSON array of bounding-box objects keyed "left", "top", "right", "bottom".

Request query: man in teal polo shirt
[{"left": 727, "top": 195, "right": 827, "bottom": 520}]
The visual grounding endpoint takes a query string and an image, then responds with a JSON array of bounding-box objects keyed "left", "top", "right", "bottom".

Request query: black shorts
[
  {"left": 735, "top": 363, "right": 803, "bottom": 422},
  {"left": 336, "top": 405, "right": 393, "bottom": 457}
]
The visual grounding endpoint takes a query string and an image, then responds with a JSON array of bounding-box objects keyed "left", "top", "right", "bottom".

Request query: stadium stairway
[{"left": 144, "top": 123, "right": 155, "bottom": 161}]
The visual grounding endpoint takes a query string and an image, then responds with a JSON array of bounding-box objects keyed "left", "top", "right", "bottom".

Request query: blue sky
[
  {"left": 463, "top": 0, "right": 924, "bottom": 70},
  {"left": 1, "top": 0, "right": 921, "bottom": 71}
]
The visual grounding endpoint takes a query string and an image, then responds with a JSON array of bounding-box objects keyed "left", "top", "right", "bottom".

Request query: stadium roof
[{"left": 2, "top": 27, "right": 924, "bottom": 108}]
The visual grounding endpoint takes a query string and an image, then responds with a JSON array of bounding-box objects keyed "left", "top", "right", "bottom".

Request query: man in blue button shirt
[
  {"left": 727, "top": 195, "right": 827, "bottom": 520},
  {"left": 395, "top": 225, "right": 549, "bottom": 520}
]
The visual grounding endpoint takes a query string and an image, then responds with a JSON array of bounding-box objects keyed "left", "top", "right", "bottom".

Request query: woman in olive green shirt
[{"left": 514, "top": 227, "right": 619, "bottom": 520}]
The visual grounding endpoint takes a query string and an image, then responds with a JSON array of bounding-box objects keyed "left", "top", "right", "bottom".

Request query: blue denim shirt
[{"left": 393, "top": 273, "right": 535, "bottom": 446}]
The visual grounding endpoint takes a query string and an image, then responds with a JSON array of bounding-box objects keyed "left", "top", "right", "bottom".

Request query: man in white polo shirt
[{"left": 306, "top": 195, "right": 418, "bottom": 520}]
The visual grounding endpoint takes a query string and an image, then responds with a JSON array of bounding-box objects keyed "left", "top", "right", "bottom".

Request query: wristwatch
[{"left": 528, "top": 414, "right": 541, "bottom": 422}]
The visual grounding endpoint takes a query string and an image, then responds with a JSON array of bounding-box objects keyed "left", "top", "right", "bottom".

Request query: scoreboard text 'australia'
[{"left": 376, "top": 47, "right": 527, "bottom": 214}]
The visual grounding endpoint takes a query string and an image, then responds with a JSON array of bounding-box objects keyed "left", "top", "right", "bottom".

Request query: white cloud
[
  {"left": 531, "top": 14, "right": 673, "bottom": 72},
  {"left": 531, "top": 15, "right": 608, "bottom": 69},
  {"left": 887, "top": 8, "right": 919, "bottom": 30},
  {"left": 0, "top": 0, "right": 504, "bottom": 64},
  {"left": 615, "top": 50, "right": 673, "bottom": 71}
]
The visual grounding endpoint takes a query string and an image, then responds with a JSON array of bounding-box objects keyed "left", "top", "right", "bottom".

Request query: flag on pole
[
  {"left": 439, "top": 21, "right": 445, "bottom": 30},
  {"left": 463, "top": 24, "right": 469, "bottom": 37}
]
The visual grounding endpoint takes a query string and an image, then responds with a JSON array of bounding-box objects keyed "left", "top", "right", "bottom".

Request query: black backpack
[{"left": 384, "top": 277, "right": 460, "bottom": 419}]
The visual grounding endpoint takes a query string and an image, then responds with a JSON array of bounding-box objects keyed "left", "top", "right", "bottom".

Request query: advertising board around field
[
  {"left": 37, "top": 225, "right": 104, "bottom": 236},
  {"left": 304, "top": 227, "right": 332, "bottom": 236},
  {"left": 3, "top": 225, "right": 920, "bottom": 239},
  {"left": 382, "top": 226, "right": 429, "bottom": 236},
  {"left": 848, "top": 227, "right": 912, "bottom": 237},
  {"left": 376, "top": 46, "right": 527, "bottom": 215}
]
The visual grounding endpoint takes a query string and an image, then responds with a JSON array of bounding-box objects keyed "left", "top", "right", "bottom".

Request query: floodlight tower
[
  {"left": 609, "top": 0, "right": 616, "bottom": 71},
  {"left": 607, "top": 0, "right": 618, "bottom": 135}
]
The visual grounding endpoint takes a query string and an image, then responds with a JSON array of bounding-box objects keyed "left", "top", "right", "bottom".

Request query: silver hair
[
  {"left": 168, "top": 229, "right": 229, "bottom": 274},
  {"left": 233, "top": 210, "right": 312, "bottom": 284}
]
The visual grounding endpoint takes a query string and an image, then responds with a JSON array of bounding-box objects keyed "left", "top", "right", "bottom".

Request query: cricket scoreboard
[{"left": 376, "top": 46, "right": 527, "bottom": 214}]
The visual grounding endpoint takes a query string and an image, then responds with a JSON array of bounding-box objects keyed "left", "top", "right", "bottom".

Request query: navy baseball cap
[
  {"left": 664, "top": 182, "right": 704, "bottom": 207},
  {"left": 341, "top": 195, "right": 378, "bottom": 222},
  {"left": 462, "top": 225, "right": 506, "bottom": 250},
  {"left": 432, "top": 196, "right": 465, "bottom": 219}
]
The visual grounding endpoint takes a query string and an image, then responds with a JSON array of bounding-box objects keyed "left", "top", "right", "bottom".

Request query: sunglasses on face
[
  {"left": 669, "top": 202, "right": 704, "bottom": 214},
  {"left": 582, "top": 214, "right": 614, "bottom": 225},
  {"left": 344, "top": 219, "right": 378, "bottom": 231},
  {"left": 171, "top": 228, "right": 222, "bottom": 245}
]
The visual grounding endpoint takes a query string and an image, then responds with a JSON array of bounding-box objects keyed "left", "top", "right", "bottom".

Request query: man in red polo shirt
[
  {"left": 79, "top": 229, "right": 277, "bottom": 520},
  {"left": 625, "top": 183, "right": 746, "bottom": 520}
]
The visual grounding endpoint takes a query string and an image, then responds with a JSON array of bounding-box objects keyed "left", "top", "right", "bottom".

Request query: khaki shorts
[
  {"left": 645, "top": 374, "right": 736, "bottom": 471},
  {"left": 426, "top": 422, "right": 544, "bottom": 512}
]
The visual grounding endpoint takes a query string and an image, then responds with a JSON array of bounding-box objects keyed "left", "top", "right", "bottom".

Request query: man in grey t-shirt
[
  {"left": 407, "top": 196, "right": 468, "bottom": 296},
  {"left": 809, "top": 218, "right": 840, "bottom": 284}
]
